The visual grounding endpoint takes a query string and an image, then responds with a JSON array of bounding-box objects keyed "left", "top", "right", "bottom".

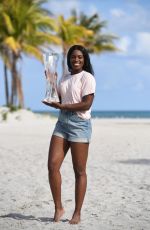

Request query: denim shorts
[{"left": 52, "top": 111, "right": 92, "bottom": 143}]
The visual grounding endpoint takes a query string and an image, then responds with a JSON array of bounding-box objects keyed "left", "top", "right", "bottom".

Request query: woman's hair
[{"left": 67, "top": 45, "right": 94, "bottom": 75}]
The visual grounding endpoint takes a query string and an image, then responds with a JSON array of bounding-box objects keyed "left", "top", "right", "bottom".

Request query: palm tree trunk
[
  {"left": 17, "top": 73, "right": 24, "bottom": 108},
  {"left": 11, "top": 53, "right": 24, "bottom": 108},
  {"left": 11, "top": 54, "right": 17, "bottom": 107},
  {"left": 4, "top": 63, "right": 9, "bottom": 107}
]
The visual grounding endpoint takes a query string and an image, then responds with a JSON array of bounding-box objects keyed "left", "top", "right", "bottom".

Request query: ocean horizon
[{"left": 34, "top": 110, "right": 150, "bottom": 119}]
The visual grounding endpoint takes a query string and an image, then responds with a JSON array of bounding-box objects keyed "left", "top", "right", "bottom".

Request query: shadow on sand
[
  {"left": 0, "top": 213, "right": 69, "bottom": 223},
  {"left": 118, "top": 158, "right": 150, "bottom": 165}
]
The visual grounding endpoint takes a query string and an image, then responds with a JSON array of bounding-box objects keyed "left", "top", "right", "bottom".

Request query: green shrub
[{"left": 2, "top": 112, "right": 8, "bottom": 121}]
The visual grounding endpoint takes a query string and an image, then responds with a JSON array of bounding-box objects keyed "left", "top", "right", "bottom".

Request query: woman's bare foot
[
  {"left": 53, "top": 207, "right": 65, "bottom": 222},
  {"left": 69, "top": 212, "right": 81, "bottom": 224}
]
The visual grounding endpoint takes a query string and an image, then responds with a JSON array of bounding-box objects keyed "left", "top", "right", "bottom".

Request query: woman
[{"left": 42, "top": 45, "right": 96, "bottom": 224}]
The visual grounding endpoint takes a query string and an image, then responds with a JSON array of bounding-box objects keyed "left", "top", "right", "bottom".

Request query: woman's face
[{"left": 70, "top": 49, "right": 84, "bottom": 74}]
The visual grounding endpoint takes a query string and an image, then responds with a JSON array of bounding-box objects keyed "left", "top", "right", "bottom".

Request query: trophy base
[{"left": 43, "top": 98, "right": 59, "bottom": 103}]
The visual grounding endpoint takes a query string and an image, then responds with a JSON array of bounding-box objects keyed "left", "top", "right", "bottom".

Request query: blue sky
[{"left": 0, "top": 0, "right": 150, "bottom": 111}]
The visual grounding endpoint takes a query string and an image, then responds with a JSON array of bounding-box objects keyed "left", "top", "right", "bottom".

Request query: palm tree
[
  {"left": 0, "top": 0, "right": 60, "bottom": 108},
  {"left": 71, "top": 10, "right": 118, "bottom": 53},
  {"left": 53, "top": 11, "right": 118, "bottom": 75},
  {"left": 54, "top": 15, "right": 93, "bottom": 75}
]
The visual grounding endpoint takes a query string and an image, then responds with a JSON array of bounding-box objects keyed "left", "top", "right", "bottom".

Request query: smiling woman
[{"left": 42, "top": 45, "right": 96, "bottom": 224}]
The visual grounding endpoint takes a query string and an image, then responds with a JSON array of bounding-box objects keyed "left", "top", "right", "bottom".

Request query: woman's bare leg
[
  {"left": 69, "top": 142, "right": 89, "bottom": 224},
  {"left": 48, "top": 135, "right": 70, "bottom": 222}
]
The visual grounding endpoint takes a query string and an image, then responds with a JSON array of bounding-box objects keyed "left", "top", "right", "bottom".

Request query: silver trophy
[{"left": 43, "top": 52, "right": 59, "bottom": 103}]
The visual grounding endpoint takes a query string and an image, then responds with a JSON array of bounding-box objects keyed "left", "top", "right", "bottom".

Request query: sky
[{"left": 0, "top": 0, "right": 150, "bottom": 111}]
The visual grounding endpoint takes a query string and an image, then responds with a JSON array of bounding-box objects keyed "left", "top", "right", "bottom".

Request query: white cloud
[
  {"left": 48, "top": 0, "right": 81, "bottom": 17},
  {"left": 116, "top": 36, "right": 131, "bottom": 54},
  {"left": 109, "top": 3, "right": 150, "bottom": 33},
  {"left": 86, "top": 5, "right": 98, "bottom": 15},
  {"left": 115, "top": 32, "right": 150, "bottom": 57},
  {"left": 135, "top": 32, "right": 150, "bottom": 56},
  {"left": 110, "top": 8, "right": 126, "bottom": 18}
]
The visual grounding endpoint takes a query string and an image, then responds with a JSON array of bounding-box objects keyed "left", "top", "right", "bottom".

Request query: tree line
[{"left": 0, "top": 0, "right": 118, "bottom": 109}]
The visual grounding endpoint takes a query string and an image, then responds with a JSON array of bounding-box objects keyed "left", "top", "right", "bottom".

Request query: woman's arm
[{"left": 42, "top": 94, "right": 94, "bottom": 111}]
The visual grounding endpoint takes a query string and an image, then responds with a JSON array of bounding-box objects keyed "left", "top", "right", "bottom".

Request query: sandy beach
[{"left": 0, "top": 110, "right": 150, "bottom": 230}]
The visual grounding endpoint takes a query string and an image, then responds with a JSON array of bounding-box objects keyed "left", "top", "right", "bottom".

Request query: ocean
[{"left": 35, "top": 110, "right": 150, "bottom": 119}]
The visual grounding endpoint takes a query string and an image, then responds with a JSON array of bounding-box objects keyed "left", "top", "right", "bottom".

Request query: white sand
[{"left": 0, "top": 110, "right": 150, "bottom": 230}]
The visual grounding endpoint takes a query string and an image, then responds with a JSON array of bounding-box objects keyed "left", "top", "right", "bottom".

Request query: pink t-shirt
[{"left": 58, "top": 70, "right": 96, "bottom": 119}]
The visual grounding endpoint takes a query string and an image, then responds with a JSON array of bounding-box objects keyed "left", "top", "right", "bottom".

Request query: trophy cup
[{"left": 43, "top": 52, "right": 60, "bottom": 103}]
